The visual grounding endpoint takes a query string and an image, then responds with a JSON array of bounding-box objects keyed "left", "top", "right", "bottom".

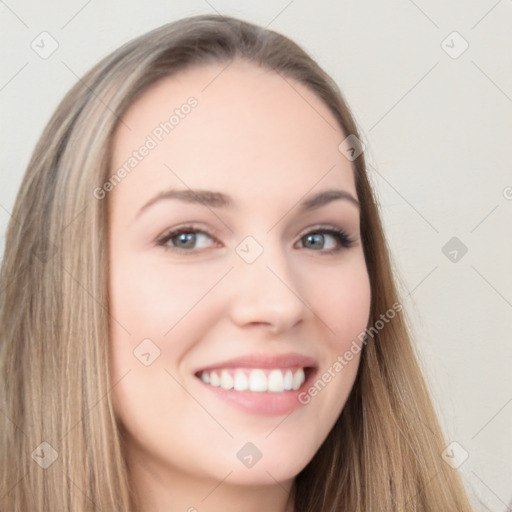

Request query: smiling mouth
[{"left": 195, "top": 367, "right": 314, "bottom": 393}]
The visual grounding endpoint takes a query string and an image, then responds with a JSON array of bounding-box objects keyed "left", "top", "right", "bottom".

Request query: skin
[{"left": 108, "top": 59, "right": 371, "bottom": 512}]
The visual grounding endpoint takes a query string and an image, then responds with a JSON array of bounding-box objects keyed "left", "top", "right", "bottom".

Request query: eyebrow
[{"left": 136, "top": 187, "right": 360, "bottom": 218}]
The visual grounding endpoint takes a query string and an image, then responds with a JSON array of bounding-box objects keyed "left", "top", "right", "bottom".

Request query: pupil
[
  {"left": 306, "top": 233, "right": 323, "bottom": 248},
  {"left": 177, "top": 233, "right": 195, "bottom": 247}
]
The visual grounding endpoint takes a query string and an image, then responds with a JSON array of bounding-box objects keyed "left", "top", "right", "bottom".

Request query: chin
[{"left": 210, "top": 437, "right": 317, "bottom": 486}]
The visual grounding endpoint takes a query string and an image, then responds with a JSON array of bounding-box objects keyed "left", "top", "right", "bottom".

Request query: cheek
[
  {"left": 306, "top": 254, "right": 371, "bottom": 347},
  {"left": 293, "top": 253, "right": 370, "bottom": 409},
  {"left": 109, "top": 253, "right": 227, "bottom": 337},
  {"left": 107, "top": 252, "right": 231, "bottom": 402},
  {"left": 107, "top": 255, "right": 227, "bottom": 458}
]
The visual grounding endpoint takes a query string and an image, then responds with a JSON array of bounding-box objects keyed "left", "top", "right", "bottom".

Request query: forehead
[{"left": 110, "top": 59, "right": 356, "bottom": 213}]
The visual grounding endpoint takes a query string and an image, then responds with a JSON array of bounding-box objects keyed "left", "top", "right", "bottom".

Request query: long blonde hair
[{"left": 0, "top": 14, "right": 473, "bottom": 511}]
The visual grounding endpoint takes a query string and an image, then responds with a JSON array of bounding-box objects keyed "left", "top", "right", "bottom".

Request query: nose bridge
[{"left": 229, "top": 233, "right": 310, "bottom": 331}]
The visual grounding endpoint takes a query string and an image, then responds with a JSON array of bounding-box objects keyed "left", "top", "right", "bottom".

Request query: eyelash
[{"left": 156, "top": 223, "right": 356, "bottom": 255}]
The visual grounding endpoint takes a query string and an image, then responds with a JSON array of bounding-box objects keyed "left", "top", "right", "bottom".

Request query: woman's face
[{"left": 108, "top": 60, "right": 371, "bottom": 493}]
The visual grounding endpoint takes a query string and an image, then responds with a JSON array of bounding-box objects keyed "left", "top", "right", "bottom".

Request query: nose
[{"left": 228, "top": 242, "right": 313, "bottom": 334}]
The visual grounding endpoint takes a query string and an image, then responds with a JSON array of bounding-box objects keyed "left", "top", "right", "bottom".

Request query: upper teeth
[{"left": 199, "top": 368, "right": 306, "bottom": 392}]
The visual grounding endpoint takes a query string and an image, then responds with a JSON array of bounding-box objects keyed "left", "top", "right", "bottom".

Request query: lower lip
[{"left": 196, "top": 370, "right": 316, "bottom": 416}]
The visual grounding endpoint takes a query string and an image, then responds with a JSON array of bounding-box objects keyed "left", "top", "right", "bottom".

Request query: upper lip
[{"left": 195, "top": 352, "right": 318, "bottom": 374}]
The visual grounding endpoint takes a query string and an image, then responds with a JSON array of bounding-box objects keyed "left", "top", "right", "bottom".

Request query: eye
[
  {"left": 157, "top": 225, "right": 219, "bottom": 252},
  {"left": 296, "top": 227, "right": 355, "bottom": 254},
  {"left": 156, "top": 224, "right": 356, "bottom": 255}
]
